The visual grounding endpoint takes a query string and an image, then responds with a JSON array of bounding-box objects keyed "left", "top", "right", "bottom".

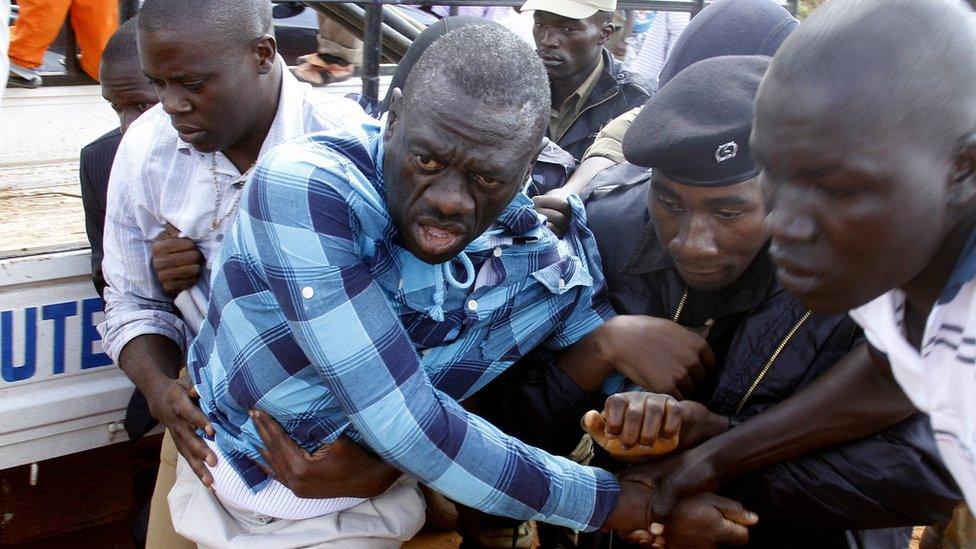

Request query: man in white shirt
[
  {"left": 98, "top": 0, "right": 366, "bottom": 546},
  {"left": 750, "top": 0, "right": 976, "bottom": 510},
  {"left": 615, "top": 4, "right": 976, "bottom": 541}
]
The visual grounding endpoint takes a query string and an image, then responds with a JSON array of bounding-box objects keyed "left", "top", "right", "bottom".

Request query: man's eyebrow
[
  {"left": 410, "top": 136, "right": 448, "bottom": 156},
  {"left": 705, "top": 196, "right": 751, "bottom": 208},
  {"left": 651, "top": 182, "right": 679, "bottom": 197},
  {"left": 141, "top": 71, "right": 210, "bottom": 81}
]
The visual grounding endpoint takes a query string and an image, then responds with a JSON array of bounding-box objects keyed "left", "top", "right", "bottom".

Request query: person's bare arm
[
  {"left": 119, "top": 335, "right": 217, "bottom": 484},
  {"left": 621, "top": 343, "right": 915, "bottom": 518},
  {"left": 558, "top": 315, "right": 714, "bottom": 399},
  {"left": 557, "top": 157, "right": 617, "bottom": 199}
]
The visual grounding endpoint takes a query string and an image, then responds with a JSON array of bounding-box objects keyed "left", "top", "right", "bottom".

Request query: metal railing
[
  {"left": 26, "top": 0, "right": 798, "bottom": 89},
  {"left": 295, "top": 0, "right": 798, "bottom": 98}
]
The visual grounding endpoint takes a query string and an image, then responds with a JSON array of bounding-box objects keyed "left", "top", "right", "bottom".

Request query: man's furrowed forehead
[
  {"left": 406, "top": 84, "right": 532, "bottom": 142},
  {"left": 653, "top": 173, "right": 762, "bottom": 204},
  {"left": 139, "top": 36, "right": 232, "bottom": 80},
  {"left": 100, "top": 57, "right": 147, "bottom": 86}
]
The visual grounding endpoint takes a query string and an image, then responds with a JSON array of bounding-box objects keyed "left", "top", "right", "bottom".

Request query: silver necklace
[
  {"left": 184, "top": 152, "right": 251, "bottom": 241},
  {"left": 209, "top": 152, "right": 249, "bottom": 231}
]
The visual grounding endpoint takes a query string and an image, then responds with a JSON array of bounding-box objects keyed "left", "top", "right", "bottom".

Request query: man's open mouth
[{"left": 414, "top": 222, "right": 465, "bottom": 257}]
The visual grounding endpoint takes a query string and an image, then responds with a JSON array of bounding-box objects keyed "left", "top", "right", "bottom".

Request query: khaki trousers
[
  {"left": 146, "top": 430, "right": 195, "bottom": 549},
  {"left": 169, "top": 456, "right": 425, "bottom": 548},
  {"left": 316, "top": 14, "right": 362, "bottom": 65}
]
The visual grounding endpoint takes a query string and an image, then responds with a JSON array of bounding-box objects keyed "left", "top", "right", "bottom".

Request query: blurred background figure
[
  {"left": 622, "top": 10, "right": 689, "bottom": 84},
  {"left": 1, "top": 0, "right": 9, "bottom": 95},
  {"left": 7, "top": 0, "right": 118, "bottom": 88},
  {"left": 293, "top": 12, "right": 363, "bottom": 85}
]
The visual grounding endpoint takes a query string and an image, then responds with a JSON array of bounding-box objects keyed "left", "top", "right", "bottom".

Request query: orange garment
[{"left": 9, "top": 0, "right": 118, "bottom": 81}]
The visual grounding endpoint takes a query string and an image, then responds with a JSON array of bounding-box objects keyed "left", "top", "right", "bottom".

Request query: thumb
[
  {"left": 713, "top": 496, "right": 758, "bottom": 526},
  {"left": 582, "top": 410, "right": 608, "bottom": 442},
  {"left": 162, "top": 222, "right": 181, "bottom": 239},
  {"left": 721, "top": 521, "right": 751, "bottom": 546}
]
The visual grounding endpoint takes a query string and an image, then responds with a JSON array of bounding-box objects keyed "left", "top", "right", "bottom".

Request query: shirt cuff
[{"left": 99, "top": 311, "right": 187, "bottom": 363}]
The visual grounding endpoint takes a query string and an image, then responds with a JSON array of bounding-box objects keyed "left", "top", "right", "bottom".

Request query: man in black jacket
[
  {"left": 520, "top": 0, "right": 652, "bottom": 160},
  {"left": 80, "top": 17, "right": 158, "bottom": 298}
]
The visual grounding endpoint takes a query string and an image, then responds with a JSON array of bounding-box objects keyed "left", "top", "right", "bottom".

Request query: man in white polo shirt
[
  {"left": 98, "top": 0, "right": 366, "bottom": 546},
  {"left": 751, "top": 0, "right": 976, "bottom": 508},
  {"left": 617, "top": 1, "right": 976, "bottom": 542}
]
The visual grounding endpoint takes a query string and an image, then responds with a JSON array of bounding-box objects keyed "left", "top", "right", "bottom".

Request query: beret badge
[{"left": 715, "top": 141, "right": 738, "bottom": 163}]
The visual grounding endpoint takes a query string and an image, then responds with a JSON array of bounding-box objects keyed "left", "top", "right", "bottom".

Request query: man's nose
[
  {"left": 674, "top": 214, "right": 719, "bottom": 260},
  {"left": 539, "top": 28, "right": 560, "bottom": 49},
  {"left": 160, "top": 86, "right": 192, "bottom": 116},
  {"left": 424, "top": 172, "right": 475, "bottom": 218},
  {"left": 765, "top": 183, "right": 817, "bottom": 244}
]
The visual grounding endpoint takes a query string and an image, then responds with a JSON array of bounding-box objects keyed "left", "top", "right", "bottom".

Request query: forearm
[
  {"left": 561, "top": 157, "right": 616, "bottom": 197},
  {"left": 344, "top": 366, "right": 620, "bottom": 531},
  {"left": 697, "top": 344, "right": 914, "bottom": 482},
  {"left": 556, "top": 324, "right": 615, "bottom": 392},
  {"left": 473, "top": 352, "right": 604, "bottom": 455},
  {"left": 725, "top": 421, "right": 960, "bottom": 530},
  {"left": 118, "top": 333, "right": 184, "bottom": 398}
]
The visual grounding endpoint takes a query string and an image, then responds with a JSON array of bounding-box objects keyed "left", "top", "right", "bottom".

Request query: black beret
[{"left": 622, "top": 55, "right": 770, "bottom": 187}]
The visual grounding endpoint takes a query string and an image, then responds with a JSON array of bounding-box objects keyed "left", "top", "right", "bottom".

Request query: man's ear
[
  {"left": 385, "top": 88, "right": 403, "bottom": 139},
  {"left": 253, "top": 35, "right": 277, "bottom": 74},
  {"left": 598, "top": 21, "right": 614, "bottom": 44},
  {"left": 949, "top": 132, "right": 976, "bottom": 207}
]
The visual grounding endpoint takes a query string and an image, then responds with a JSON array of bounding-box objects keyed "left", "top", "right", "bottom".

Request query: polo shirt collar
[{"left": 938, "top": 221, "right": 976, "bottom": 305}]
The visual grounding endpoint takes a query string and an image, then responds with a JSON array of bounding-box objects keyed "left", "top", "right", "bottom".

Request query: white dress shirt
[{"left": 99, "top": 60, "right": 370, "bottom": 362}]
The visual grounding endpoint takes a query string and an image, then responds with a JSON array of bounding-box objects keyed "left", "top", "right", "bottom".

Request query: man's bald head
[
  {"left": 753, "top": 0, "right": 976, "bottom": 314},
  {"left": 759, "top": 0, "right": 976, "bottom": 153},
  {"left": 400, "top": 24, "right": 551, "bottom": 143},
  {"left": 138, "top": 0, "right": 273, "bottom": 50}
]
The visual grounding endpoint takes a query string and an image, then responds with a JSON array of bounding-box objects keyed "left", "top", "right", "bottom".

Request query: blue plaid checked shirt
[{"left": 188, "top": 120, "right": 620, "bottom": 531}]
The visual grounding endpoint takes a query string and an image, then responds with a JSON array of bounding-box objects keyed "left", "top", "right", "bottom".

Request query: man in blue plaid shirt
[{"left": 170, "top": 24, "right": 720, "bottom": 547}]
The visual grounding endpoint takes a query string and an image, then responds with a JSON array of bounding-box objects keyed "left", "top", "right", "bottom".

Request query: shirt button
[
  {"left": 216, "top": 233, "right": 224, "bottom": 242},
  {"left": 492, "top": 247, "right": 502, "bottom": 258},
  {"left": 467, "top": 299, "right": 478, "bottom": 311},
  {"left": 558, "top": 278, "right": 566, "bottom": 290},
  {"left": 301, "top": 286, "right": 315, "bottom": 299}
]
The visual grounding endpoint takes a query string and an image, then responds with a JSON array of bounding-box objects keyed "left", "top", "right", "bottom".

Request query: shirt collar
[
  {"left": 567, "top": 55, "right": 605, "bottom": 113},
  {"left": 621, "top": 218, "right": 775, "bottom": 316},
  {"left": 551, "top": 55, "right": 605, "bottom": 120},
  {"left": 938, "top": 221, "right": 976, "bottom": 305},
  {"left": 175, "top": 56, "right": 306, "bottom": 173}
]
